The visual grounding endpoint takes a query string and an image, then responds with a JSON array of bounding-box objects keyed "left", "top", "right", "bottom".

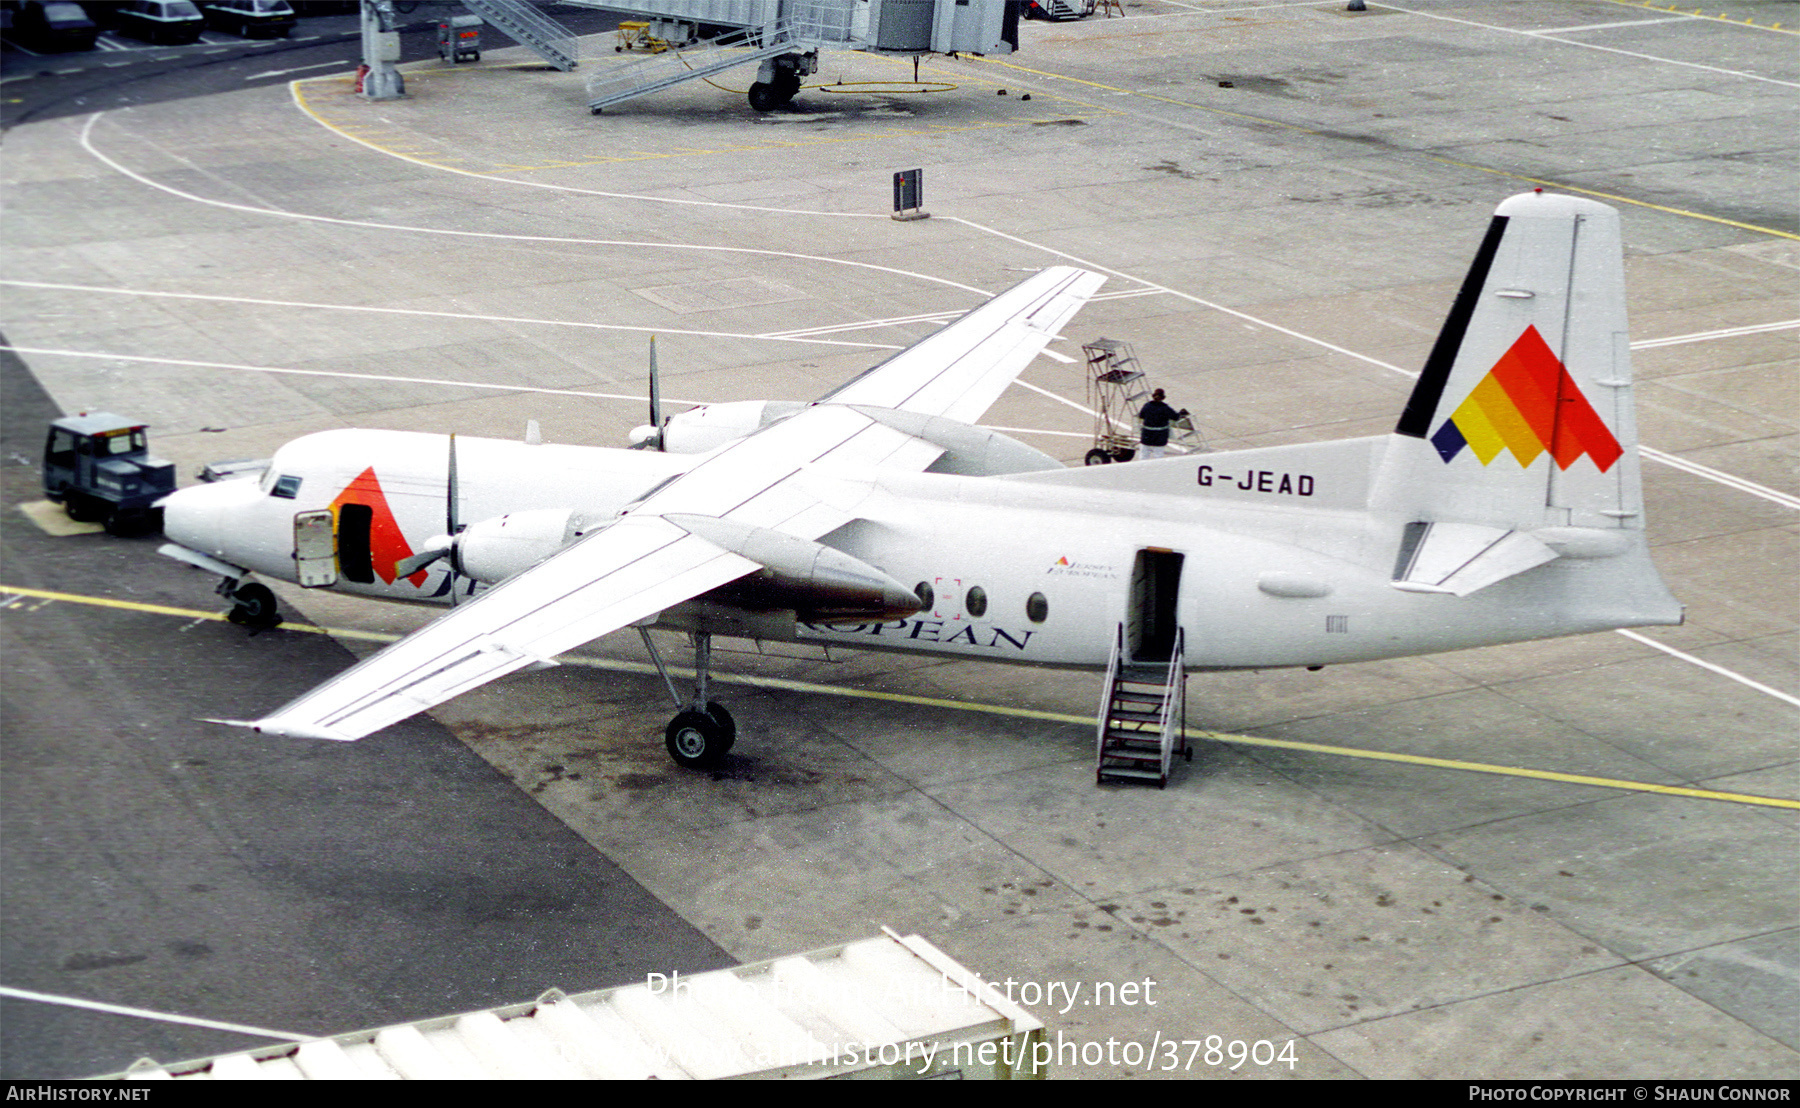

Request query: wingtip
[{"left": 200, "top": 717, "right": 358, "bottom": 742}]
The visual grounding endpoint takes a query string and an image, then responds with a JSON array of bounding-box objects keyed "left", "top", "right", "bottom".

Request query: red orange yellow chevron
[{"left": 1430, "top": 326, "right": 1622, "bottom": 472}]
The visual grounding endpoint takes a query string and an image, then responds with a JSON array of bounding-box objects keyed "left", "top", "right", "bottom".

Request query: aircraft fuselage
[{"left": 163, "top": 424, "right": 1675, "bottom": 675}]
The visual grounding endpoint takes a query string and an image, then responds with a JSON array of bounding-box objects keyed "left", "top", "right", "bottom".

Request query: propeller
[
  {"left": 628, "top": 336, "right": 665, "bottom": 450},
  {"left": 394, "top": 432, "right": 467, "bottom": 602}
]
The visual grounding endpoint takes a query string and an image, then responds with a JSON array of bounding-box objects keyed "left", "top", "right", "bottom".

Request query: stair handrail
[
  {"left": 1096, "top": 622, "right": 1125, "bottom": 769},
  {"left": 1156, "top": 627, "right": 1185, "bottom": 783},
  {"left": 462, "top": 0, "right": 579, "bottom": 70}
]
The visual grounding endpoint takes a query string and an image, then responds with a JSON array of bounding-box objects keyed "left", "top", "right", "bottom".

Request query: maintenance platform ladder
[
  {"left": 1096, "top": 625, "right": 1190, "bottom": 788},
  {"left": 586, "top": 23, "right": 793, "bottom": 110},
  {"left": 461, "top": 0, "right": 579, "bottom": 71}
]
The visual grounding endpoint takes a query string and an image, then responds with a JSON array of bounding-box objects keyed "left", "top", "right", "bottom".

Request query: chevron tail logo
[{"left": 1430, "top": 326, "right": 1622, "bottom": 472}]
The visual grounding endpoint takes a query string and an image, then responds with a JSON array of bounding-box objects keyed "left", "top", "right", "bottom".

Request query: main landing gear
[{"left": 640, "top": 628, "right": 736, "bottom": 768}]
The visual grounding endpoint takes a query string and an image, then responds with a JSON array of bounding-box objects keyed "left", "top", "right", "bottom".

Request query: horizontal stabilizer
[{"left": 1392, "top": 521, "right": 1558, "bottom": 597}]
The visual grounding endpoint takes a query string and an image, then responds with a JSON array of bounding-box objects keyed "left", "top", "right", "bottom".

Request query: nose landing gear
[
  {"left": 640, "top": 628, "right": 737, "bottom": 767},
  {"left": 222, "top": 579, "right": 282, "bottom": 631}
]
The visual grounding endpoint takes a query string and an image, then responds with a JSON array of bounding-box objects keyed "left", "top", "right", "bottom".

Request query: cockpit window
[{"left": 271, "top": 474, "right": 303, "bottom": 499}]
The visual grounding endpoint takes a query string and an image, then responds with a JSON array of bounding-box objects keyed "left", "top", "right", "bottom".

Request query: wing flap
[{"left": 245, "top": 517, "right": 759, "bottom": 741}]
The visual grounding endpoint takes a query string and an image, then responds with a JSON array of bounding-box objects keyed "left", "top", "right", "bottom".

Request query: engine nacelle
[
  {"left": 633, "top": 400, "right": 805, "bottom": 454},
  {"left": 664, "top": 513, "right": 921, "bottom": 623},
  {"left": 456, "top": 508, "right": 591, "bottom": 583}
]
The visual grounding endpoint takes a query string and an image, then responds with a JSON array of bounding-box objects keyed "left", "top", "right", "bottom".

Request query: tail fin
[{"left": 1375, "top": 191, "right": 1643, "bottom": 534}]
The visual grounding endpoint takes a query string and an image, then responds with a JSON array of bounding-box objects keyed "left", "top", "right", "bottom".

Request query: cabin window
[
  {"left": 270, "top": 474, "right": 302, "bottom": 499},
  {"left": 966, "top": 586, "right": 988, "bottom": 618},
  {"left": 1026, "top": 592, "right": 1048, "bottom": 623}
]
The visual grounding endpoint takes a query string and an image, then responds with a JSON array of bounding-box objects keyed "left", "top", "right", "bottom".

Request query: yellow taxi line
[{"left": 5, "top": 583, "right": 1793, "bottom": 811}]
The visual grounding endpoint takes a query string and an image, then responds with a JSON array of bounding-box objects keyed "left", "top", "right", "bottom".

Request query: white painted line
[
  {"left": 980, "top": 424, "right": 1090, "bottom": 439},
  {"left": 0, "top": 279, "right": 900, "bottom": 351},
  {"left": 1614, "top": 630, "right": 1800, "bottom": 709},
  {"left": 1373, "top": 2, "right": 1800, "bottom": 88},
  {"left": 1634, "top": 319, "right": 1799, "bottom": 349},
  {"left": 761, "top": 309, "right": 959, "bottom": 339},
  {"left": 0, "top": 985, "right": 310, "bottom": 1042},
  {"left": 78, "top": 113, "right": 993, "bottom": 297},
  {"left": 1639, "top": 446, "right": 1800, "bottom": 511},
  {"left": 948, "top": 214, "right": 1415, "bottom": 377},
  {"left": 245, "top": 60, "right": 349, "bottom": 81},
  {"left": 288, "top": 81, "right": 900, "bottom": 224},
  {"left": 0, "top": 345, "right": 707, "bottom": 408},
  {"left": 73, "top": 107, "right": 1794, "bottom": 519},
  {"left": 1530, "top": 16, "right": 1695, "bottom": 36},
  {"left": 1012, "top": 378, "right": 1132, "bottom": 433}
]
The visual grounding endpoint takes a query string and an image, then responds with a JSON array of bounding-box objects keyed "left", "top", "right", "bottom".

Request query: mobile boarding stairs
[{"left": 1096, "top": 624, "right": 1190, "bottom": 788}]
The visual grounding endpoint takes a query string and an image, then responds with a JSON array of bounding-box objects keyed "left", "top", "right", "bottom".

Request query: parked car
[
  {"left": 96, "top": 0, "right": 205, "bottom": 44},
  {"left": 11, "top": 1, "right": 100, "bottom": 51},
  {"left": 197, "top": 0, "right": 293, "bottom": 37}
]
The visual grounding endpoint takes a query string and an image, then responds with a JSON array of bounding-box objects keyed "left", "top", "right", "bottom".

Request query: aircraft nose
[{"left": 161, "top": 479, "right": 258, "bottom": 559}]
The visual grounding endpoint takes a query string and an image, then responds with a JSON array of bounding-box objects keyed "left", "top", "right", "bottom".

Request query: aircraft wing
[
  {"left": 232, "top": 267, "right": 1102, "bottom": 742},
  {"left": 821, "top": 266, "right": 1106, "bottom": 423},
  {"left": 237, "top": 516, "right": 760, "bottom": 741}
]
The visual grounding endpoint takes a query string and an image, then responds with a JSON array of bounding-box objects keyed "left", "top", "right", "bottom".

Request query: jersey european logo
[{"left": 1430, "top": 325, "right": 1622, "bottom": 472}]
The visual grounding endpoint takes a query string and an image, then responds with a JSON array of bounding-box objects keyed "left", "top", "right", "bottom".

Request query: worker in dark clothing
[{"left": 1137, "top": 389, "right": 1187, "bottom": 460}]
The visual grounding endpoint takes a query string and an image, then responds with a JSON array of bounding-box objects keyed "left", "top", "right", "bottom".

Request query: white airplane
[{"left": 159, "top": 192, "right": 1682, "bottom": 772}]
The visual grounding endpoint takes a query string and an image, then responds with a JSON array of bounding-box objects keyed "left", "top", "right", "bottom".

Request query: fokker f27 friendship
[{"left": 160, "top": 193, "right": 1682, "bottom": 772}]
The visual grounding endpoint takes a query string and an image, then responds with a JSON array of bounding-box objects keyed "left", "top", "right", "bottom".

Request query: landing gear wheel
[
  {"left": 704, "top": 701, "right": 736, "bottom": 754},
  {"left": 748, "top": 81, "right": 781, "bottom": 112},
  {"left": 1084, "top": 448, "right": 1112, "bottom": 466},
  {"left": 775, "top": 73, "right": 800, "bottom": 105},
  {"left": 227, "top": 583, "right": 281, "bottom": 629},
  {"left": 666, "top": 709, "right": 730, "bottom": 768}
]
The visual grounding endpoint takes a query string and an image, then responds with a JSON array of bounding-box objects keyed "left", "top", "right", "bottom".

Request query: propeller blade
[
  {"left": 446, "top": 433, "right": 464, "bottom": 606},
  {"left": 648, "top": 336, "right": 662, "bottom": 452},
  {"left": 446, "top": 432, "right": 461, "bottom": 539},
  {"left": 395, "top": 546, "right": 450, "bottom": 579}
]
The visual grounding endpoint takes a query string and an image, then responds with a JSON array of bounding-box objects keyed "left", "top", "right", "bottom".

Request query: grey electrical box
[{"left": 846, "top": 0, "right": 1014, "bottom": 55}]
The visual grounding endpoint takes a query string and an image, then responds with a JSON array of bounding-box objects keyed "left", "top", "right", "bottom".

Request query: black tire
[
  {"left": 705, "top": 701, "right": 736, "bottom": 754},
  {"left": 666, "top": 709, "right": 729, "bottom": 768},
  {"left": 229, "top": 583, "right": 280, "bottom": 628},
  {"left": 102, "top": 510, "right": 144, "bottom": 537},
  {"left": 1084, "top": 448, "right": 1112, "bottom": 466},
  {"left": 64, "top": 494, "right": 107, "bottom": 522},
  {"left": 775, "top": 73, "right": 801, "bottom": 104},
  {"left": 747, "top": 82, "right": 781, "bottom": 112}
]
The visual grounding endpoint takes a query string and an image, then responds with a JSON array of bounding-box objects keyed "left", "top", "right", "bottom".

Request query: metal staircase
[
  {"left": 461, "top": 0, "right": 580, "bottom": 71},
  {"left": 586, "top": 24, "right": 794, "bottom": 111},
  {"left": 1096, "top": 624, "right": 1190, "bottom": 788}
]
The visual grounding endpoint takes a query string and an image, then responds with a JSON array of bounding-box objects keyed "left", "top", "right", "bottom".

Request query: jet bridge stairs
[
  {"left": 586, "top": 21, "right": 820, "bottom": 112},
  {"left": 1096, "top": 625, "right": 1190, "bottom": 788},
  {"left": 462, "top": 0, "right": 580, "bottom": 71},
  {"left": 571, "top": 0, "right": 1014, "bottom": 112}
]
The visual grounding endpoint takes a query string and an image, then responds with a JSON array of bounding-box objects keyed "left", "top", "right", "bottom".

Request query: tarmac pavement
[{"left": 0, "top": 0, "right": 1794, "bottom": 1079}]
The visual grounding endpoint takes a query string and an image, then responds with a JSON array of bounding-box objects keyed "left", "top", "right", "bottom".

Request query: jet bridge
[{"left": 569, "top": 0, "right": 1019, "bottom": 112}]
